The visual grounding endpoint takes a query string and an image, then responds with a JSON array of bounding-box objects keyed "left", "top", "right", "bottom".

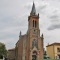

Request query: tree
[
  {"left": 0, "top": 42, "right": 7, "bottom": 58},
  {"left": 44, "top": 50, "right": 50, "bottom": 59},
  {"left": 44, "top": 50, "right": 47, "bottom": 59}
]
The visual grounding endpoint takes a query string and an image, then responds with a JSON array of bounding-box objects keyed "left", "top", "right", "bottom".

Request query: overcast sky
[{"left": 0, "top": 0, "right": 60, "bottom": 50}]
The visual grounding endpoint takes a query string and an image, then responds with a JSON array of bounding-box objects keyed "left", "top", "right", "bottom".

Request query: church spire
[{"left": 30, "top": 2, "right": 36, "bottom": 15}]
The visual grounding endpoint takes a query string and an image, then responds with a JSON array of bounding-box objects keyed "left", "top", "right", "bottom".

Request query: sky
[{"left": 0, "top": 0, "right": 60, "bottom": 50}]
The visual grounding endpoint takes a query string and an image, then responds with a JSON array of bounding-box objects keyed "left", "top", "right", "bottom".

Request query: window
[
  {"left": 35, "top": 21, "right": 37, "bottom": 28},
  {"left": 57, "top": 48, "right": 60, "bottom": 52},
  {"left": 58, "top": 55, "right": 60, "bottom": 59},
  {"left": 33, "top": 20, "right": 34, "bottom": 27},
  {"left": 32, "top": 39, "right": 38, "bottom": 48},
  {"left": 33, "top": 20, "right": 37, "bottom": 28}
]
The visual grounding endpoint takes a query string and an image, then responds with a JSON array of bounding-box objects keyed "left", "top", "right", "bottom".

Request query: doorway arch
[{"left": 32, "top": 51, "right": 37, "bottom": 60}]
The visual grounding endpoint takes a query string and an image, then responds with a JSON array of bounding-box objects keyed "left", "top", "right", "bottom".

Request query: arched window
[
  {"left": 32, "top": 39, "right": 38, "bottom": 48},
  {"left": 33, "top": 20, "right": 37, "bottom": 28},
  {"left": 33, "top": 20, "right": 34, "bottom": 27},
  {"left": 35, "top": 21, "right": 37, "bottom": 28}
]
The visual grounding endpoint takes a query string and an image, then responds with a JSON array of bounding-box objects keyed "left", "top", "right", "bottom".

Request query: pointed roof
[{"left": 31, "top": 2, "right": 36, "bottom": 15}]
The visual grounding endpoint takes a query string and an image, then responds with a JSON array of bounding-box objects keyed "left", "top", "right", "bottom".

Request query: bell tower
[
  {"left": 27, "top": 2, "right": 44, "bottom": 60},
  {"left": 28, "top": 2, "right": 40, "bottom": 37}
]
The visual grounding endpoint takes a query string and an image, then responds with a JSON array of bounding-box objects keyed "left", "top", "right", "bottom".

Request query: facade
[
  {"left": 7, "top": 48, "right": 15, "bottom": 60},
  {"left": 15, "top": 2, "right": 44, "bottom": 60},
  {"left": 46, "top": 43, "right": 60, "bottom": 59}
]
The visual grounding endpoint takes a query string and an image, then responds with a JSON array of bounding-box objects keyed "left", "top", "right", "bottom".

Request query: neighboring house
[
  {"left": 7, "top": 48, "right": 15, "bottom": 60},
  {"left": 46, "top": 43, "right": 60, "bottom": 59}
]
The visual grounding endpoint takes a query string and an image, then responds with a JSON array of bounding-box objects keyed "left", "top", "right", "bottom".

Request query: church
[
  {"left": 15, "top": 2, "right": 44, "bottom": 60},
  {"left": 8, "top": 2, "right": 44, "bottom": 60}
]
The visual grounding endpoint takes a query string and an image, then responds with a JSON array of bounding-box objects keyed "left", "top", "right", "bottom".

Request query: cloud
[
  {"left": 48, "top": 24, "right": 60, "bottom": 30},
  {"left": 37, "top": 5, "right": 47, "bottom": 14},
  {"left": 49, "top": 14, "right": 60, "bottom": 23},
  {"left": 50, "top": 15, "right": 58, "bottom": 19}
]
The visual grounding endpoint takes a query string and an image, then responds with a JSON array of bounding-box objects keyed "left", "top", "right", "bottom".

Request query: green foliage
[{"left": 0, "top": 42, "right": 7, "bottom": 57}]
